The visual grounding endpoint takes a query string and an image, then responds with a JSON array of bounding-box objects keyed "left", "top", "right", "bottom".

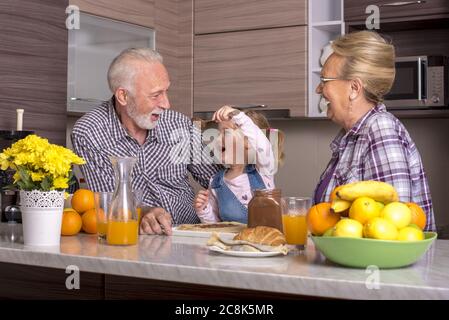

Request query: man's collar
[{"left": 330, "top": 104, "right": 386, "bottom": 153}]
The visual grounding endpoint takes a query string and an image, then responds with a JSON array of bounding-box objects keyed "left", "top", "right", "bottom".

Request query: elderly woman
[{"left": 314, "top": 31, "right": 435, "bottom": 231}]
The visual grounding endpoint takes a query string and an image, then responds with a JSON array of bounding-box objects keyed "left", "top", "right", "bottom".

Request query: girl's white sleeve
[
  {"left": 195, "top": 181, "right": 220, "bottom": 223},
  {"left": 232, "top": 112, "right": 276, "bottom": 175}
]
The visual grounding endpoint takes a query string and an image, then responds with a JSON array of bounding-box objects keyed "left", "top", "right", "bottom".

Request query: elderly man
[{"left": 71, "top": 48, "right": 219, "bottom": 235}]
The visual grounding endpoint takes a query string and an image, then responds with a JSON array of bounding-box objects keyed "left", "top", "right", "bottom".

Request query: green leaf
[{"left": 40, "top": 176, "right": 52, "bottom": 191}]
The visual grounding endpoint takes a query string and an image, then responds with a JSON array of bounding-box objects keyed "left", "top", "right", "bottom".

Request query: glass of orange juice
[
  {"left": 281, "top": 197, "right": 312, "bottom": 250},
  {"left": 94, "top": 192, "right": 112, "bottom": 241}
]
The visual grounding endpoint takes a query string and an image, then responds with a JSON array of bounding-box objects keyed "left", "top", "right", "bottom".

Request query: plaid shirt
[
  {"left": 314, "top": 104, "right": 436, "bottom": 231},
  {"left": 71, "top": 98, "right": 220, "bottom": 224}
]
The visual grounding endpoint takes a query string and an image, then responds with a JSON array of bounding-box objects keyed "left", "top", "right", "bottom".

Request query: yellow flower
[
  {"left": 13, "top": 171, "right": 20, "bottom": 184},
  {"left": 0, "top": 134, "right": 85, "bottom": 191},
  {"left": 31, "top": 171, "right": 45, "bottom": 182},
  {"left": 53, "top": 176, "right": 69, "bottom": 189}
]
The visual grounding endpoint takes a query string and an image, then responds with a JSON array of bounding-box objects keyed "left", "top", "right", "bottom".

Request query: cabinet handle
[
  {"left": 69, "top": 97, "right": 104, "bottom": 103},
  {"left": 380, "top": 1, "right": 426, "bottom": 7}
]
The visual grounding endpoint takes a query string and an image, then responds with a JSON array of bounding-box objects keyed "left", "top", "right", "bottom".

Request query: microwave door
[{"left": 385, "top": 58, "right": 427, "bottom": 109}]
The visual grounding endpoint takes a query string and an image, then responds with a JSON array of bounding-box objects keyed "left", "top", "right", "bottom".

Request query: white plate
[
  {"left": 172, "top": 227, "right": 237, "bottom": 239},
  {"left": 208, "top": 246, "right": 284, "bottom": 258}
]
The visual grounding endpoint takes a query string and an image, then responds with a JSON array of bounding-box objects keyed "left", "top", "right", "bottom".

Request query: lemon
[
  {"left": 333, "top": 218, "right": 363, "bottom": 238},
  {"left": 397, "top": 227, "right": 424, "bottom": 241},
  {"left": 407, "top": 223, "right": 421, "bottom": 230},
  {"left": 323, "top": 227, "right": 334, "bottom": 237},
  {"left": 363, "top": 217, "right": 398, "bottom": 240},
  {"left": 375, "top": 201, "right": 385, "bottom": 212},
  {"left": 381, "top": 202, "right": 412, "bottom": 229},
  {"left": 349, "top": 197, "right": 382, "bottom": 224}
]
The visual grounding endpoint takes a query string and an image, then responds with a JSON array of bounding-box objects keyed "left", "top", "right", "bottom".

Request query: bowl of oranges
[{"left": 308, "top": 181, "right": 437, "bottom": 269}]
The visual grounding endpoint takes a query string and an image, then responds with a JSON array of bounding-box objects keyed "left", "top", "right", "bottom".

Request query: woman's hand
[
  {"left": 212, "top": 105, "right": 240, "bottom": 123},
  {"left": 194, "top": 190, "right": 209, "bottom": 212}
]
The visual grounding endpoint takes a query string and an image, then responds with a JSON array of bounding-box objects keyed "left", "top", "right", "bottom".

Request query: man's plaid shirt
[
  {"left": 71, "top": 98, "right": 220, "bottom": 224},
  {"left": 314, "top": 104, "right": 436, "bottom": 231}
]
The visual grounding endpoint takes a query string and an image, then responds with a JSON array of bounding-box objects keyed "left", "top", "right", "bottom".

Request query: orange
[
  {"left": 71, "top": 189, "right": 95, "bottom": 214},
  {"left": 61, "top": 209, "right": 82, "bottom": 236},
  {"left": 406, "top": 202, "right": 427, "bottom": 230},
  {"left": 81, "top": 208, "right": 97, "bottom": 234},
  {"left": 306, "top": 202, "right": 340, "bottom": 236}
]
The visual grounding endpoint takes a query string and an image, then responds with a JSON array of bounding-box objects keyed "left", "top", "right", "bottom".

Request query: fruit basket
[{"left": 311, "top": 232, "right": 437, "bottom": 269}]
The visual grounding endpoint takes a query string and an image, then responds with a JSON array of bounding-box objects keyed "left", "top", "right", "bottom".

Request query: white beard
[{"left": 127, "top": 99, "right": 161, "bottom": 130}]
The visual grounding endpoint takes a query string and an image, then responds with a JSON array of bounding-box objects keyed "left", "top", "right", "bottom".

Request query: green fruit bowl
[{"left": 311, "top": 232, "right": 437, "bottom": 269}]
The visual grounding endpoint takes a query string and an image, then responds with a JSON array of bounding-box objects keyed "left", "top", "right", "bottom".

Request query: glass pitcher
[{"left": 107, "top": 156, "right": 139, "bottom": 246}]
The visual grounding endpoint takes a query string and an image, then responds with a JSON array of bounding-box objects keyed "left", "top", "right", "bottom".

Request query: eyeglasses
[{"left": 319, "top": 76, "right": 345, "bottom": 86}]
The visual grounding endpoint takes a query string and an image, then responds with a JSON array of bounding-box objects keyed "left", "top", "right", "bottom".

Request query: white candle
[{"left": 16, "top": 109, "right": 24, "bottom": 131}]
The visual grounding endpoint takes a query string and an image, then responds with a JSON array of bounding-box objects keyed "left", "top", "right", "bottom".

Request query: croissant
[{"left": 233, "top": 226, "right": 286, "bottom": 246}]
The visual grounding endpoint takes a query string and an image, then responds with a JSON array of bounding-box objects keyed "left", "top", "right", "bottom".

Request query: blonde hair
[
  {"left": 244, "top": 110, "right": 285, "bottom": 166},
  {"left": 331, "top": 31, "right": 396, "bottom": 104}
]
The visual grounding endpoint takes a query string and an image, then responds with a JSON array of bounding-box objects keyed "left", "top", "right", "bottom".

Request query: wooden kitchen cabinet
[
  {"left": 194, "top": 0, "right": 307, "bottom": 34},
  {"left": 345, "top": 0, "right": 449, "bottom": 22},
  {"left": 0, "top": 0, "right": 68, "bottom": 146},
  {"left": 194, "top": 26, "right": 307, "bottom": 117}
]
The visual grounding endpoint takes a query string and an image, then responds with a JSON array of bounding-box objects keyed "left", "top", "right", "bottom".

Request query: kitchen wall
[{"left": 272, "top": 118, "right": 449, "bottom": 228}]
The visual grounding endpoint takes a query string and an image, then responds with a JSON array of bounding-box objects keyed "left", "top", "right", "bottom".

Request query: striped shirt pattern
[
  {"left": 71, "top": 98, "right": 220, "bottom": 224},
  {"left": 314, "top": 104, "right": 436, "bottom": 231}
]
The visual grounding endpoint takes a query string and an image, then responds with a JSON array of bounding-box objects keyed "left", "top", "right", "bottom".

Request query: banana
[
  {"left": 336, "top": 180, "right": 399, "bottom": 204},
  {"left": 331, "top": 199, "right": 351, "bottom": 213}
]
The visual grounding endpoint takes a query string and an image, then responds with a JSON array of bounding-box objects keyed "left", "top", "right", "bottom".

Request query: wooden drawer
[
  {"left": 195, "top": 0, "right": 307, "bottom": 34},
  {"left": 345, "top": 0, "right": 449, "bottom": 22},
  {"left": 194, "top": 26, "right": 307, "bottom": 117}
]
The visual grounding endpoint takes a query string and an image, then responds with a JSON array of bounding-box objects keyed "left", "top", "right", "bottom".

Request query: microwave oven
[{"left": 384, "top": 55, "right": 448, "bottom": 109}]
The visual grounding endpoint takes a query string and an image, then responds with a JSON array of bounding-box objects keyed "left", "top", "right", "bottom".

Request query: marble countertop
[{"left": 0, "top": 223, "right": 448, "bottom": 299}]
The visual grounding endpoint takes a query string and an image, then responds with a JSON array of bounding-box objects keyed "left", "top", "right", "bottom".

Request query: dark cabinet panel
[
  {"left": 345, "top": 0, "right": 449, "bottom": 22},
  {"left": 0, "top": 0, "right": 68, "bottom": 145},
  {"left": 0, "top": 262, "right": 104, "bottom": 299},
  {"left": 195, "top": 0, "right": 306, "bottom": 34},
  {"left": 194, "top": 26, "right": 307, "bottom": 117}
]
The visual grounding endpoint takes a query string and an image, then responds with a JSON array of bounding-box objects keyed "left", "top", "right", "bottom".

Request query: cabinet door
[
  {"left": 195, "top": 0, "right": 307, "bottom": 34},
  {"left": 194, "top": 26, "right": 307, "bottom": 117},
  {"left": 0, "top": 0, "right": 68, "bottom": 146},
  {"left": 345, "top": 0, "right": 449, "bottom": 22}
]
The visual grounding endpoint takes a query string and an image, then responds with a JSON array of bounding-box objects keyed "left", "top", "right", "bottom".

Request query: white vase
[{"left": 20, "top": 190, "right": 65, "bottom": 246}]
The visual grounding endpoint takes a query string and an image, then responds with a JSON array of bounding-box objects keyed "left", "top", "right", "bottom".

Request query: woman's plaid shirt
[
  {"left": 314, "top": 104, "right": 435, "bottom": 231},
  {"left": 71, "top": 98, "right": 220, "bottom": 224}
]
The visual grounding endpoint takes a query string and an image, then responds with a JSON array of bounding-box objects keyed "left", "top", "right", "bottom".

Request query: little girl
[{"left": 194, "top": 105, "right": 284, "bottom": 223}]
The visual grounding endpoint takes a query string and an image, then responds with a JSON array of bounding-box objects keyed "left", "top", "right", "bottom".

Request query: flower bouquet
[{"left": 0, "top": 135, "right": 85, "bottom": 246}]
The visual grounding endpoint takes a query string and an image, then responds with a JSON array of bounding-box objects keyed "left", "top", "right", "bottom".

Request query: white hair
[{"left": 107, "top": 48, "right": 163, "bottom": 94}]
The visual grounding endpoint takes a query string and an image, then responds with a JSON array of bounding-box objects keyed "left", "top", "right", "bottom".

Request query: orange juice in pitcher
[
  {"left": 107, "top": 220, "right": 139, "bottom": 245},
  {"left": 107, "top": 156, "right": 139, "bottom": 246}
]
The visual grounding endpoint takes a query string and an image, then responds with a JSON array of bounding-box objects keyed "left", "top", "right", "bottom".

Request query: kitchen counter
[{"left": 0, "top": 223, "right": 448, "bottom": 300}]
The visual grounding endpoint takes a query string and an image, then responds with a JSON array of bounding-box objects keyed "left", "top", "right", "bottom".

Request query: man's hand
[
  {"left": 140, "top": 207, "right": 172, "bottom": 236},
  {"left": 194, "top": 190, "right": 209, "bottom": 212}
]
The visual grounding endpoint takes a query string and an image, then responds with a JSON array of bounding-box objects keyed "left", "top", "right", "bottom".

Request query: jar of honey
[{"left": 248, "top": 189, "right": 283, "bottom": 232}]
